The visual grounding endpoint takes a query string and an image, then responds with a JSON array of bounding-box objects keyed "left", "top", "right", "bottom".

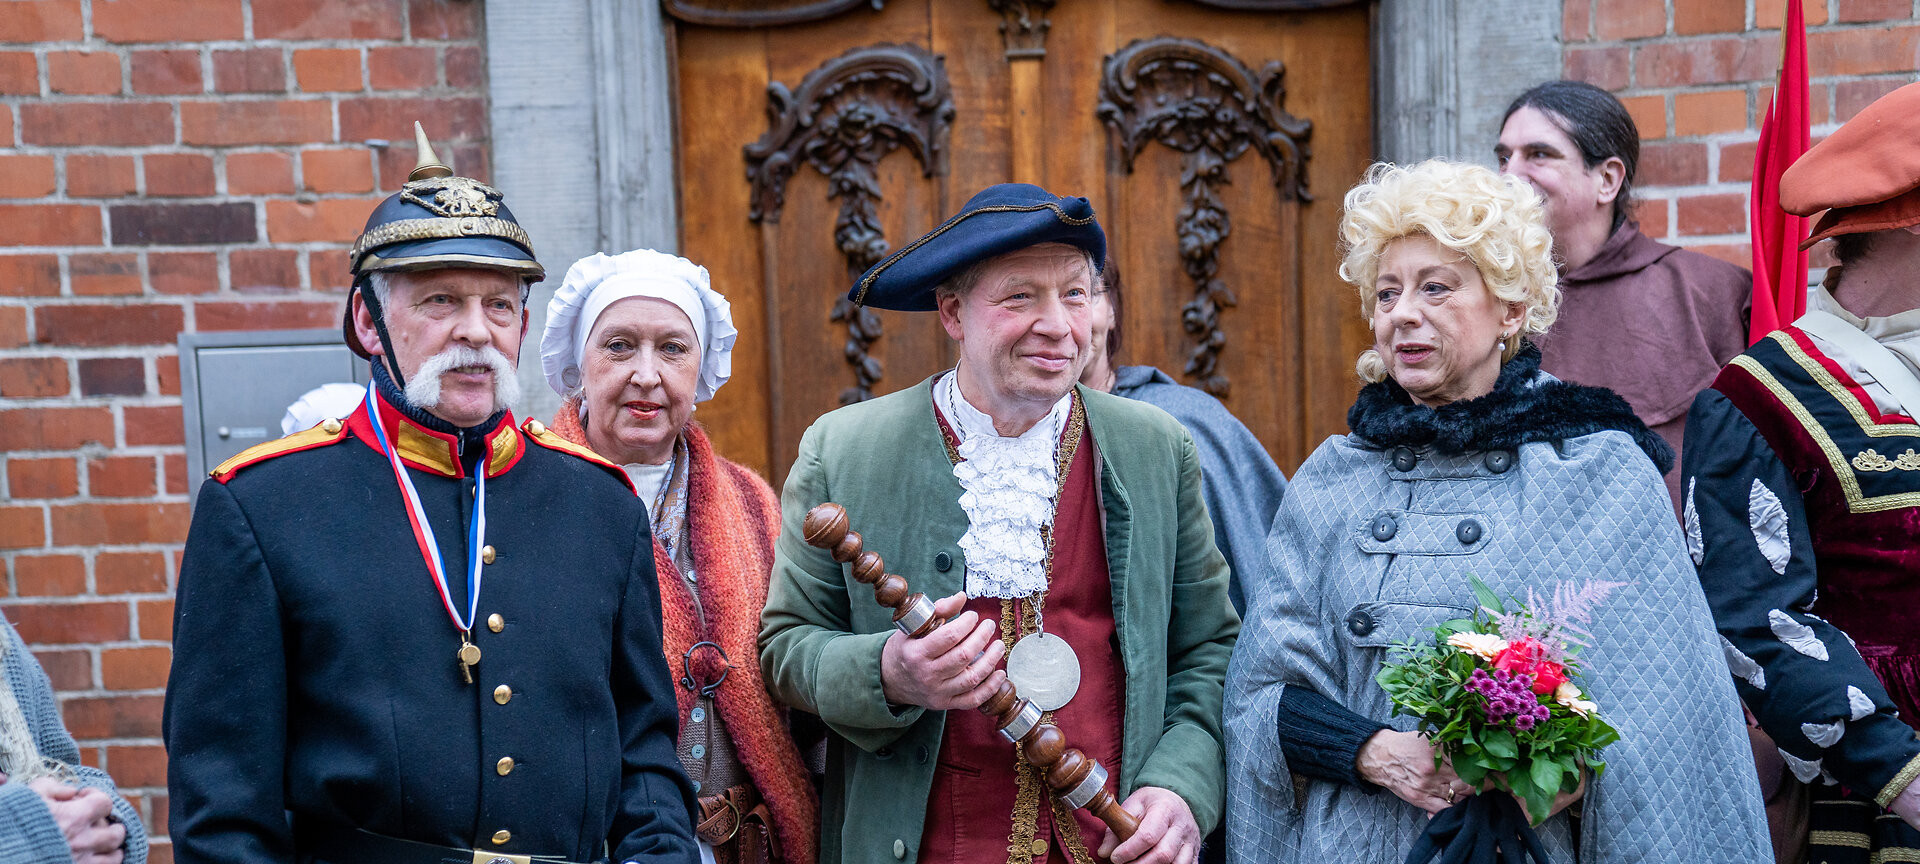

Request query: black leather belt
[{"left": 292, "top": 821, "right": 597, "bottom": 864}]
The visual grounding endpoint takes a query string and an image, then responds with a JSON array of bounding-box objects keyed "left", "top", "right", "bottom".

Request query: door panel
[{"left": 672, "top": 0, "right": 1371, "bottom": 481}]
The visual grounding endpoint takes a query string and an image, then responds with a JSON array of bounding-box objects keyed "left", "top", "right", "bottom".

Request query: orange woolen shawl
[{"left": 553, "top": 399, "right": 818, "bottom": 864}]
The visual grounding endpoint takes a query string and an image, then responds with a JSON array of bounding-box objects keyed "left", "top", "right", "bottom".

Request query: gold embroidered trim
[
  {"left": 1730, "top": 348, "right": 1920, "bottom": 513},
  {"left": 349, "top": 216, "right": 532, "bottom": 263},
  {"left": 1051, "top": 796, "right": 1096, "bottom": 864},
  {"left": 851, "top": 202, "right": 1099, "bottom": 305},
  {"left": 1876, "top": 751, "right": 1920, "bottom": 808},
  {"left": 1809, "top": 829, "right": 1872, "bottom": 849},
  {"left": 1853, "top": 448, "right": 1920, "bottom": 472},
  {"left": 1768, "top": 331, "right": 1920, "bottom": 437},
  {"left": 1869, "top": 849, "right": 1920, "bottom": 863}
]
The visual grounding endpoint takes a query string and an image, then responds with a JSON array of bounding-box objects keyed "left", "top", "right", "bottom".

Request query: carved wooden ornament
[
  {"left": 745, "top": 44, "right": 954, "bottom": 404},
  {"left": 1097, "top": 37, "right": 1312, "bottom": 397},
  {"left": 987, "top": 0, "right": 1057, "bottom": 59}
]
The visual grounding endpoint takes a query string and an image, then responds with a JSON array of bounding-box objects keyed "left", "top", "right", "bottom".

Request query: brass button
[
  {"left": 526, "top": 420, "right": 545, "bottom": 435},
  {"left": 1029, "top": 838, "right": 1048, "bottom": 855},
  {"left": 496, "top": 756, "right": 514, "bottom": 775},
  {"left": 481, "top": 545, "right": 496, "bottom": 565},
  {"left": 493, "top": 684, "right": 511, "bottom": 704},
  {"left": 487, "top": 613, "right": 504, "bottom": 633},
  {"left": 491, "top": 830, "right": 510, "bottom": 846},
  {"left": 321, "top": 418, "right": 342, "bottom": 434}
]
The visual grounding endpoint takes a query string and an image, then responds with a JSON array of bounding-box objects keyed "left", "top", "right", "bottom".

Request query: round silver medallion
[{"left": 1006, "top": 632, "right": 1080, "bottom": 711}]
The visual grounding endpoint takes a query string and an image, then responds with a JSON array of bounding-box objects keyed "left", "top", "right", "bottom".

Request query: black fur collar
[{"left": 1346, "top": 342, "right": 1674, "bottom": 475}]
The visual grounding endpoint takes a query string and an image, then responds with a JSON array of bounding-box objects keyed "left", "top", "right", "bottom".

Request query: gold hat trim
[{"left": 350, "top": 216, "right": 534, "bottom": 266}]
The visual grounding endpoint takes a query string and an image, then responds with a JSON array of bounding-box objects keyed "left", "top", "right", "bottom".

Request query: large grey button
[
  {"left": 690, "top": 744, "right": 706, "bottom": 759},
  {"left": 934, "top": 551, "right": 952, "bottom": 572},
  {"left": 1456, "top": 519, "right": 1484, "bottom": 545},
  {"left": 893, "top": 839, "right": 906, "bottom": 859},
  {"left": 1346, "top": 610, "right": 1375, "bottom": 636},
  {"left": 1390, "top": 447, "right": 1418, "bottom": 472},
  {"left": 1483, "top": 450, "right": 1513, "bottom": 474},
  {"left": 690, "top": 707, "right": 705, "bottom": 723},
  {"left": 1370, "top": 514, "right": 1398, "bottom": 542}
]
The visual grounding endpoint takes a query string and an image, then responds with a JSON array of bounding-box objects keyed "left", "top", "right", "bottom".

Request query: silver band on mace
[
  {"left": 893, "top": 594, "right": 938, "bottom": 636},
  {"left": 1061, "top": 762, "right": 1110, "bottom": 810},
  {"left": 998, "top": 699, "right": 1044, "bottom": 744}
]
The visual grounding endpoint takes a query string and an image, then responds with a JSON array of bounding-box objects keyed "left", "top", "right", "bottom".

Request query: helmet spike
[{"left": 408, "top": 121, "right": 453, "bottom": 182}]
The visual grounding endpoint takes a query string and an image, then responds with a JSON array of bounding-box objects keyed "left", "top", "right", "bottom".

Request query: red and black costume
[{"left": 1684, "top": 327, "right": 1920, "bottom": 858}]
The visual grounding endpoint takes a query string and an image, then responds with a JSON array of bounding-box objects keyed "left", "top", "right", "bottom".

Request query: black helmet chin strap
[{"left": 354, "top": 275, "right": 407, "bottom": 391}]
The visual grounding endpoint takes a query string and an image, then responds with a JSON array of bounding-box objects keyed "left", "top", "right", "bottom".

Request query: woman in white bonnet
[{"left": 541, "top": 250, "right": 817, "bottom": 864}]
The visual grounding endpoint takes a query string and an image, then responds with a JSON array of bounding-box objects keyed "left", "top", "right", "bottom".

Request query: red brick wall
[
  {"left": 0, "top": 2, "right": 487, "bottom": 859},
  {"left": 1564, "top": 0, "right": 1917, "bottom": 269}
]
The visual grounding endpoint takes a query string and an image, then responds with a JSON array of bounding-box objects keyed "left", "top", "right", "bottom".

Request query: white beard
[{"left": 404, "top": 344, "right": 521, "bottom": 419}]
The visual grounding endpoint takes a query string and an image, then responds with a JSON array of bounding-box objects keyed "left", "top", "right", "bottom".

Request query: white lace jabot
[{"left": 937, "top": 371, "right": 1071, "bottom": 600}]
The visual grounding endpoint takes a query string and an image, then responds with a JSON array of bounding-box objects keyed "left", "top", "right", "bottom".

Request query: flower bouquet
[{"left": 1376, "top": 575, "right": 1624, "bottom": 834}]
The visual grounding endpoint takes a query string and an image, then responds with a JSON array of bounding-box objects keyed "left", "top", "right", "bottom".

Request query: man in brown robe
[{"left": 1496, "top": 80, "right": 1751, "bottom": 508}]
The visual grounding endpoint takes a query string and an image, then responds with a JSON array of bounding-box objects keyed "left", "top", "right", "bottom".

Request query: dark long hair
[{"left": 1504, "top": 80, "right": 1640, "bottom": 228}]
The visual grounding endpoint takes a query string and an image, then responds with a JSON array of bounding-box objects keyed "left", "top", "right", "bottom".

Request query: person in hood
[{"left": 1496, "top": 80, "right": 1752, "bottom": 509}]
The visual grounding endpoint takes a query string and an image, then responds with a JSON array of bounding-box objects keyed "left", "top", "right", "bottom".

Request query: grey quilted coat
[{"left": 1225, "top": 368, "right": 1769, "bottom": 862}]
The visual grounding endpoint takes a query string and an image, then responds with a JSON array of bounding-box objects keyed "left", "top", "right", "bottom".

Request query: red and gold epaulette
[
  {"left": 210, "top": 418, "right": 351, "bottom": 483},
  {"left": 520, "top": 418, "right": 636, "bottom": 493}
]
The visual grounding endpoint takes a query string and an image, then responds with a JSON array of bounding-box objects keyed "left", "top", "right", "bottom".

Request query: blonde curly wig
[{"left": 1337, "top": 160, "right": 1560, "bottom": 383}]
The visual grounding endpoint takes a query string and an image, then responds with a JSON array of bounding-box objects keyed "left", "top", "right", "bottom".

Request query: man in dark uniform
[
  {"left": 1685, "top": 82, "right": 1920, "bottom": 863},
  {"left": 163, "top": 125, "right": 699, "bottom": 864}
]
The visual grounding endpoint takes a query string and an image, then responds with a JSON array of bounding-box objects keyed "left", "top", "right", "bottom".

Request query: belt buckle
[
  {"left": 472, "top": 851, "right": 532, "bottom": 864},
  {"left": 717, "top": 795, "right": 743, "bottom": 844}
]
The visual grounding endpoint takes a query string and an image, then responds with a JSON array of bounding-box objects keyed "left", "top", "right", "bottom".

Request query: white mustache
[{"left": 405, "top": 344, "right": 521, "bottom": 416}]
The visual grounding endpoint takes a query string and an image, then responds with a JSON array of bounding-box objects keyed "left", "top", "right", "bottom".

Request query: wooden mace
[{"left": 802, "top": 502, "right": 1141, "bottom": 844}]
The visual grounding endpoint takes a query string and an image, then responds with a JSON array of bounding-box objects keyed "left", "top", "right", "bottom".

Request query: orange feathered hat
[{"left": 1781, "top": 81, "right": 1920, "bottom": 249}]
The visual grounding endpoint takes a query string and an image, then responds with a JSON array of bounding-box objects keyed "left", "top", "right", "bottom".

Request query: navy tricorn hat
[
  {"left": 849, "top": 183, "right": 1106, "bottom": 312},
  {"left": 343, "top": 123, "right": 543, "bottom": 359}
]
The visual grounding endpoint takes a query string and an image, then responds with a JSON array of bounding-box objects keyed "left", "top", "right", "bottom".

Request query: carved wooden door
[{"left": 669, "top": 0, "right": 1371, "bottom": 482}]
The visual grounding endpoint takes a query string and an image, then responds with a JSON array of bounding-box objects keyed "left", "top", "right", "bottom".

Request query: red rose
[{"left": 1493, "top": 637, "right": 1566, "bottom": 695}]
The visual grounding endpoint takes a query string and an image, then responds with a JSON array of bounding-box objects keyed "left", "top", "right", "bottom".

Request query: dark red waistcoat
[{"left": 917, "top": 408, "right": 1125, "bottom": 864}]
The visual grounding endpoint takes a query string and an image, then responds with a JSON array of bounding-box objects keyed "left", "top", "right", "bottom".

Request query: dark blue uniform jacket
[{"left": 164, "top": 386, "right": 698, "bottom": 864}]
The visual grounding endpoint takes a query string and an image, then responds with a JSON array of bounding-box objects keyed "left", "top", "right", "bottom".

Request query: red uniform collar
[{"left": 345, "top": 387, "right": 524, "bottom": 479}]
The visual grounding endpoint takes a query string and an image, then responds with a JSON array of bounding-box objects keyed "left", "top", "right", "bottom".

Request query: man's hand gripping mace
[{"left": 803, "top": 502, "right": 1141, "bottom": 843}]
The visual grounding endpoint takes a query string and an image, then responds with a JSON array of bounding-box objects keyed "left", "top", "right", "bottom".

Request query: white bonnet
[{"left": 539, "top": 249, "right": 737, "bottom": 402}]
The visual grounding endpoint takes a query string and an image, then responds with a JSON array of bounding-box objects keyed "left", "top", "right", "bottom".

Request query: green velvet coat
[{"left": 758, "top": 375, "right": 1240, "bottom": 864}]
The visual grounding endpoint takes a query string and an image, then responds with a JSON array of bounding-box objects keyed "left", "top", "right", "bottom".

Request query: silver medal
[{"left": 1006, "top": 632, "right": 1080, "bottom": 711}]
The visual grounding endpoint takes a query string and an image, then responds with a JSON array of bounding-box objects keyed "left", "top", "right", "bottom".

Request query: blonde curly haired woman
[{"left": 1222, "top": 160, "right": 1768, "bottom": 862}]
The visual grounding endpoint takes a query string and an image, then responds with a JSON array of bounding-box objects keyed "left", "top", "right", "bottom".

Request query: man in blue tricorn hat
[
  {"left": 164, "top": 124, "right": 699, "bottom": 864},
  {"left": 760, "top": 184, "right": 1239, "bottom": 864}
]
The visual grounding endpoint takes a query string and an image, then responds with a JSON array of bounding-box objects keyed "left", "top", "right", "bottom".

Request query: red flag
[{"left": 1748, "top": 0, "right": 1810, "bottom": 343}]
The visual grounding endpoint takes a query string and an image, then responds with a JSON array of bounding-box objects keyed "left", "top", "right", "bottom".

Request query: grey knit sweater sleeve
[
  {"left": 1, "top": 616, "right": 148, "bottom": 864},
  {"left": 0, "top": 782, "right": 69, "bottom": 864}
]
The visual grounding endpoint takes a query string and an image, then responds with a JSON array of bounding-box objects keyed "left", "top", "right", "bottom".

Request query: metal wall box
[{"left": 179, "top": 329, "right": 369, "bottom": 502}]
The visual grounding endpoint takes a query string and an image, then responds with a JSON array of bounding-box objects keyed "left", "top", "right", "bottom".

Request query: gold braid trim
[
  {"left": 1875, "top": 751, "right": 1920, "bottom": 808},
  {"left": 1051, "top": 797, "right": 1096, "bottom": 864},
  {"left": 349, "top": 216, "right": 532, "bottom": 262}
]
